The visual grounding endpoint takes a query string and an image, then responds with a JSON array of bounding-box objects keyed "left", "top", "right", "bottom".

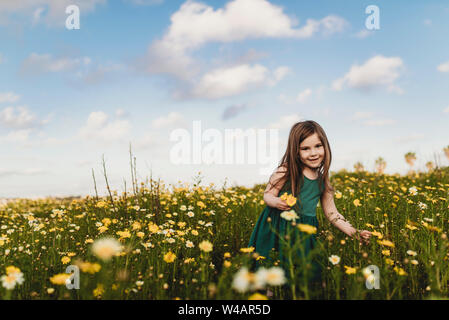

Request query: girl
[{"left": 248, "top": 120, "right": 371, "bottom": 290}]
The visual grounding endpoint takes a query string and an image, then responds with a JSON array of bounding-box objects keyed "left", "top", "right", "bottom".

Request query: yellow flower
[
  {"left": 405, "top": 224, "right": 418, "bottom": 231},
  {"left": 93, "top": 284, "right": 104, "bottom": 297},
  {"left": 385, "top": 258, "right": 394, "bottom": 266},
  {"left": 61, "top": 256, "right": 71, "bottom": 264},
  {"left": 136, "top": 232, "right": 145, "bottom": 238},
  {"left": 50, "top": 273, "right": 70, "bottom": 285},
  {"left": 132, "top": 221, "right": 141, "bottom": 230},
  {"left": 371, "top": 231, "right": 383, "bottom": 239},
  {"left": 116, "top": 230, "right": 131, "bottom": 239},
  {"left": 197, "top": 201, "right": 206, "bottom": 209},
  {"left": 240, "top": 247, "right": 255, "bottom": 253},
  {"left": 148, "top": 223, "right": 160, "bottom": 234},
  {"left": 344, "top": 266, "right": 357, "bottom": 274},
  {"left": 5, "top": 266, "right": 21, "bottom": 275},
  {"left": 223, "top": 252, "right": 231, "bottom": 258},
  {"left": 79, "top": 262, "right": 101, "bottom": 274},
  {"left": 297, "top": 224, "right": 317, "bottom": 234},
  {"left": 98, "top": 226, "right": 108, "bottom": 233},
  {"left": 223, "top": 261, "right": 232, "bottom": 268},
  {"left": 163, "top": 251, "right": 176, "bottom": 263},
  {"left": 248, "top": 293, "right": 268, "bottom": 300},
  {"left": 378, "top": 239, "right": 395, "bottom": 248},
  {"left": 47, "top": 288, "right": 55, "bottom": 294},
  {"left": 199, "top": 240, "right": 213, "bottom": 253},
  {"left": 353, "top": 199, "right": 361, "bottom": 207},
  {"left": 285, "top": 195, "right": 297, "bottom": 207},
  {"left": 191, "top": 230, "right": 199, "bottom": 236},
  {"left": 280, "top": 192, "right": 288, "bottom": 201},
  {"left": 381, "top": 250, "right": 390, "bottom": 256},
  {"left": 393, "top": 266, "right": 407, "bottom": 276},
  {"left": 96, "top": 201, "right": 107, "bottom": 208},
  {"left": 335, "top": 191, "right": 342, "bottom": 199}
]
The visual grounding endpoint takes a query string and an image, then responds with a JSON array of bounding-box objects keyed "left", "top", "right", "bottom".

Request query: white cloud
[
  {"left": 142, "top": 0, "right": 347, "bottom": 79},
  {"left": 0, "top": 92, "right": 20, "bottom": 104},
  {"left": 0, "top": 167, "right": 46, "bottom": 177},
  {"left": 353, "top": 29, "right": 374, "bottom": 39},
  {"left": 0, "top": 0, "right": 106, "bottom": 26},
  {"left": 332, "top": 55, "right": 404, "bottom": 93},
  {"left": 186, "top": 64, "right": 289, "bottom": 99},
  {"left": 392, "top": 134, "right": 425, "bottom": 143},
  {"left": 21, "top": 53, "right": 91, "bottom": 75},
  {"left": 76, "top": 62, "right": 127, "bottom": 84},
  {"left": 124, "top": 0, "right": 164, "bottom": 5},
  {"left": 151, "top": 111, "right": 186, "bottom": 129},
  {"left": 0, "top": 106, "right": 47, "bottom": 129},
  {"left": 437, "top": 60, "right": 449, "bottom": 73},
  {"left": 350, "top": 110, "right": 395, "bottom": 127},
  {"left": 79, "top": 111, "right": 131, "bottom": 141},
  {"left": 363, "top": 119, "right": 395, "bottom": 126},
  {"left": 268, "top": 114, "right": 303, "bottom": 129},
  {"left": 296, "top": 88, "right": 312, "bottom": 103},
  {"left": 351, "top": 111, "right": 374, "bottom": 120},
  {"left": 0, "top": 129, "right": 32, "bottom": 143}
]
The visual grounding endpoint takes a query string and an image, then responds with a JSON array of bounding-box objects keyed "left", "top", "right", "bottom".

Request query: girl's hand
[
  {"left": 273, "top": 197, "right": 291, "bottom": 211},
  {"left": 357, "top": 230, "right": 372, "bottom": 245}
]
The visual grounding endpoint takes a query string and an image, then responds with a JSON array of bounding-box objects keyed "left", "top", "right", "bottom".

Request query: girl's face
[{"left": 299, "top": 133, "right": 325, "bottom": 169}]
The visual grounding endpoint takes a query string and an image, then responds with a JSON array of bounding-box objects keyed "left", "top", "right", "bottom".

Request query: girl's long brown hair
[{"left": 268, "top": 120, "right": 335, "bottom": 198}]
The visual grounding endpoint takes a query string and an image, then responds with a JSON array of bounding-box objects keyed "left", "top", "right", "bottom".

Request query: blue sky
[{"left": 1, "top": 0, "right": 449, "bottom": 198}]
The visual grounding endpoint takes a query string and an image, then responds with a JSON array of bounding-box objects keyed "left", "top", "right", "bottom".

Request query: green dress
[{"left": 248, "top": 175, "right": 324, "bottom": 283}]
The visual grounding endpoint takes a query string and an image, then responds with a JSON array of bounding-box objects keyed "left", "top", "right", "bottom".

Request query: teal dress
[{"left": 248, "top": 175, "right": 324, "bottom": 283}]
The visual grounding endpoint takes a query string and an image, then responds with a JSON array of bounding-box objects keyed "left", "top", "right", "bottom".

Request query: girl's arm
[
  {"left": 320, "top": 189, "right": 358, "bottom": 237},
  {"left": 263, "top": 166, "right": 290, "bottom": 210}
]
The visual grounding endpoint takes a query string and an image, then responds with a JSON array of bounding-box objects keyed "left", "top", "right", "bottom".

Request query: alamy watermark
[
  {"left": 363, "top": 265, "right": 380, "bottom": 289},
  {"left": 365, "top": 5, "right": 380, "bottom": 30},
  {"left": 65, "top": 265, "right": 80, "bottom": 290},
  {"left": 169, "top": 121, "right": 280, "bottom": 175},
  {"left": 65, "top": 5, "right": 80, "bottom": 30}
]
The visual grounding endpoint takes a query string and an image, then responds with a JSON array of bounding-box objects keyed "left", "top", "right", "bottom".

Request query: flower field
[{"left": 1, "top": 165, "right": 449, "bottom": 300}]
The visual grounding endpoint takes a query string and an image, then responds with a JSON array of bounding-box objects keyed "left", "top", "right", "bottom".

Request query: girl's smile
[{"left": 299, "top": 133, "right": 325, "bottom": 168}]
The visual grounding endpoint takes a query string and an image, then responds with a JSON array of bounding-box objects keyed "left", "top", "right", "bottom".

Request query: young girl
[{"left": 248, "top": 120, "right": 371, "bottom": 289}]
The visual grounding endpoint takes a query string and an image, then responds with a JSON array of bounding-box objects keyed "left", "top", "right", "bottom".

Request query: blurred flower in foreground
[
  {"left": 199, "top": 240, "right": 213, "bottom": 252},
  {"left": 248, "top": 293, "right": 268, "bottom": 300},
  {"left": 1, "top": 266, "right": 24, "bottom": 290},
  {"left": 280, "top": 210, "right": 298, "bottom": 221},
  {"left": 297, "top": 224, "right": 317, "bottom": 234},
  {"left": 91, "top": 237, "right": 122, "bottom": 261},
  {"left": 232, "top": 266, "right": 286, "bottom": 293}
]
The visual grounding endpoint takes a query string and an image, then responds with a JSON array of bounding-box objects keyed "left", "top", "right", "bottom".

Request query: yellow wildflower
[
  {"left": 248, "top": 293, "right": 268, "bottom": 300},
  {"left": 61, "top": 256, "right": 71, "bottom": 264},
  {"left": 93, "top": 284, "right": 104, "bottom": 297},
  {"left": 344, "top": 266, "right": 357, "bottom": 274},
  {"left": 378, "top": 239, "right": 395, "bottom": 248},
  {"left": 50, "top": 273, "right": 70, "bottom": 285},
  {"left": 297, "top": 224, "right": 317, "bottom": 234},
  {"left": 199, "top": 240, "right": 213, "bottom": 253},
  {"left": 163, "top": 251, "right": 176, "bottom": 263},
  {"left": 148, "top": 223, "right": 160, "bottom": 234}
]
